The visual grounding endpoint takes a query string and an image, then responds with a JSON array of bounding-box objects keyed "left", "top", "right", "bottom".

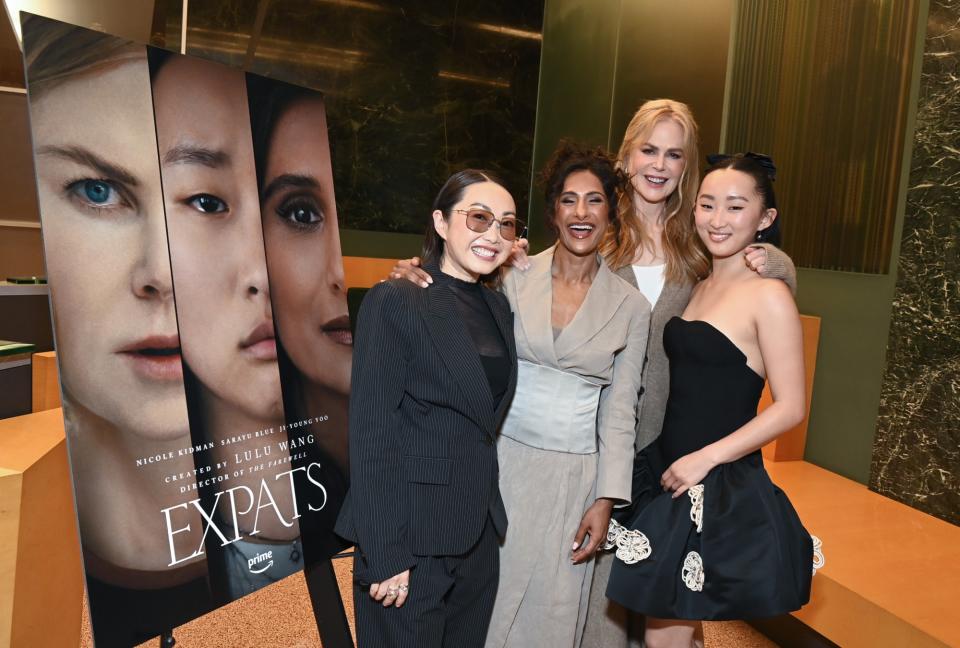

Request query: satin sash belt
[{"left": 500, "top": 359, "right": 601, "bottom": 454}]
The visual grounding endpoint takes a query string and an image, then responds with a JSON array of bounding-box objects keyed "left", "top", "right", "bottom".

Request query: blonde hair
[
  {"left": 22, "top": 15, "right": 140, "bottom": 94},
  {"left": 600, "top": 99, "right": 709, "bottom": 283}
]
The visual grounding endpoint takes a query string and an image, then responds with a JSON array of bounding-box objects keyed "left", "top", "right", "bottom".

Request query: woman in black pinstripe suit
[{"left": 335, "top": 170, "right": 521, "bottom": 647}]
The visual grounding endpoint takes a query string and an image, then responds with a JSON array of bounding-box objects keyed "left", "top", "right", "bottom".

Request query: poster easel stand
[{"left": 305, "top": 558, "right": 354, "bottom": 647}]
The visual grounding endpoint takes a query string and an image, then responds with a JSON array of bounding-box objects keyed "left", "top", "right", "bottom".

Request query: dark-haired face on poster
[{"left": 248, "top": 77, "right": 351, "bottom": 479}]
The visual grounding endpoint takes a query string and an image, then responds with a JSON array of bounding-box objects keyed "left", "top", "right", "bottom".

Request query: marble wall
[
  {"left": 870, "top": 0, "right": 960, "bottom": 525},
  {"left": 152, "top": 0, "right": 544, "bottom": 236}
]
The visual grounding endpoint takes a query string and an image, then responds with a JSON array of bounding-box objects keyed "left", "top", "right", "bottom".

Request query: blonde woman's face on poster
[
  {"left": 261, "top": 98, "right": 352, "bottom": 397},
  {"left": 152, "top": 56, "right": 282, "bottom": 423},
  {"left": 31, "top": 53, "right": 189, "bottom": 440}
]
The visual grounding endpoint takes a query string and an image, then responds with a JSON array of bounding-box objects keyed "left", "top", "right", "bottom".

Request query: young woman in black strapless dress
[{"left": 606, "top": 153, "right": 820, "bottom": 648}]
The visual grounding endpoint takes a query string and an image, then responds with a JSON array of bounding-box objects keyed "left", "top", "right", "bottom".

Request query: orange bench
[{"left": 767, "top": 460, "right": 959, "bottom": 647}]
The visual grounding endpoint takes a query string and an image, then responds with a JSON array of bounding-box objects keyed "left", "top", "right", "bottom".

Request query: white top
[{"left": 631, "top": 264, "right": 666, "bottom": 307}]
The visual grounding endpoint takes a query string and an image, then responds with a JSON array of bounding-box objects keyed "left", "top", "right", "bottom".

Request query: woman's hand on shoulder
[
  {"left": 508, "top": 237, "right": 532, "bottom": 271},
  {"left": 389, "top": 256, "right": 433, "bottom": 288},
  {"left": 744, "top": 245, "right": 769, "bottom": 274},
  {"left": 746, "top": 244, "right": 798, "bottom": 294},
  {"left": 661, "top": 450, "right": 716, "bottom": 498}
]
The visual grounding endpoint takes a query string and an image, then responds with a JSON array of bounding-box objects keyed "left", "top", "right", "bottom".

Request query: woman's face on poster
[
  {"left": 31, "top": 52, "right": 189, "bottom": 440},
  {"left": 152, "top": 57, "right": 282, "bottom": 422},
  {"left": 261, "top": 98, "right": 352, "bottom": 397}
]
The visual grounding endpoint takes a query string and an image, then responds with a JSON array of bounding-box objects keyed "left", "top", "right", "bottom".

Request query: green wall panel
[
  {"left": 608, "top": 0, "right": 733, "bottom": 161},
  {"left": 527, "top": 0, "right": 622, "bottom": 249},
  {"left": 796, "top": 270, "right": 902, "bottom": 483}
]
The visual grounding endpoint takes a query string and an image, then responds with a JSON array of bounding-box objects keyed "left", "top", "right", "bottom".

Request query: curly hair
[{"left": 538, "top": 140, "right": 629, "bottom": 236}]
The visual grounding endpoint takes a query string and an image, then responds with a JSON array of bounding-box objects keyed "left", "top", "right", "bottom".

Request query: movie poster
[{"left": 21, "top": 14, "right": 350, "bottom": 646}]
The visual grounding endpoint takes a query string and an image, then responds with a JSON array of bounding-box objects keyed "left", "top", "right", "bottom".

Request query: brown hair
[{"left": 601, "top": 99, "right": 709, "bottom": 283}]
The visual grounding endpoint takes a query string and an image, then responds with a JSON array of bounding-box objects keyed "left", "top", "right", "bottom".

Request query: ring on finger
[{"left": 398, "top": 584, "right": 409, "bottom": 593}]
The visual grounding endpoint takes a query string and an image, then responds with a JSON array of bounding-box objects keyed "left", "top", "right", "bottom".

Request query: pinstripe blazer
[{"left": 334, "top": 263, "right": 518, "bottom": 582}]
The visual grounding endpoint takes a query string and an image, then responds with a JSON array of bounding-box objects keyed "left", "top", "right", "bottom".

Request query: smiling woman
[
  {"left": 607, "top": 153, "right": 815, "bottom": 647},
  {"left": 481, "top": 142, "right": 650, "bottom": 648},
  {"left": 335, "top": 170, "right": 520, "bottom": 647},
  {"left": 386, "top": 142, "right": 652, "bottom": 647}
]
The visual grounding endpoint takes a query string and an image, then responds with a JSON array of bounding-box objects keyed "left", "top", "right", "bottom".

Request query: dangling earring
[{"left": 755, "top": 230, "right": 763, "bottom": 242}]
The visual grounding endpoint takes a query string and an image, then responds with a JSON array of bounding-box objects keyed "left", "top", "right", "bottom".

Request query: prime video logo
[{"left": 248, "top": 550, "right": 274, "bottom": 574}]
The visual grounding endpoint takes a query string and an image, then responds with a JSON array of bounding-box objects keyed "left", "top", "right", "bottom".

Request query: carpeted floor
[{"left": 77, "top": 557, "right": 776, "bottom": 647}]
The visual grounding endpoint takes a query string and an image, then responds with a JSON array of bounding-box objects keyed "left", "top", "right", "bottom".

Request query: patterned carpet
[{"left": 76, "top": 557, "right": 776, "bottom": 647}]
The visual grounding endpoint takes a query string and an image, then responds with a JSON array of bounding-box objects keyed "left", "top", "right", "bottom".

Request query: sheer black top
[{"left": 447, "top": 275, "right": 510, "bottom": 408}]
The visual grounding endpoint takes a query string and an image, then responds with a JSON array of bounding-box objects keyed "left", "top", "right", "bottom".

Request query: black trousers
[{"left": 354, "top": 519, "right": 499, "bottom": 648}]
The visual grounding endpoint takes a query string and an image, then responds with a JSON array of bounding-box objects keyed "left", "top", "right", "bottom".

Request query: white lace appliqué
[
  {"left": 605, "top": 518, "right": 652, "bottom": 564},
  {"left": 688, "top": 484, "right": 704, "bottom": 533},
  {"left": 615, "top": 530, "right": 653, "bottom": 565},
  {"left": 681, "top": 551, "right": 704, "bottom": 592},
  {"left": 604, "top": 518, "right": 627, "bottom": 550},
  {"left": 811, "top": 535, "right": 825, "bottom": 575}
]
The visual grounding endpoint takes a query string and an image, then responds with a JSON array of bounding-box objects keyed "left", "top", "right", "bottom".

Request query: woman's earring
[{"left": 755, "top": 230, "right": 763, "bottom": 242}]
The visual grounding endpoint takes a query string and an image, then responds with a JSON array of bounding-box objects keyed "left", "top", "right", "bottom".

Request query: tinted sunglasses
[{"left": 453, "top": 209, "right": 527, "bottom": 241}]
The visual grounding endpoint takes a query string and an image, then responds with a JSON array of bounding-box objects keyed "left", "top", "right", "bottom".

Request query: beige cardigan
[{"left": 501, "top": 245, "right": 651, "bottom": 503}]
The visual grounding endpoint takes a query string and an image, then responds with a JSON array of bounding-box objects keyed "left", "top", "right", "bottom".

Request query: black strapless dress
[{"left": 606, "top": 317, "right": 816, "bottom": 621}]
